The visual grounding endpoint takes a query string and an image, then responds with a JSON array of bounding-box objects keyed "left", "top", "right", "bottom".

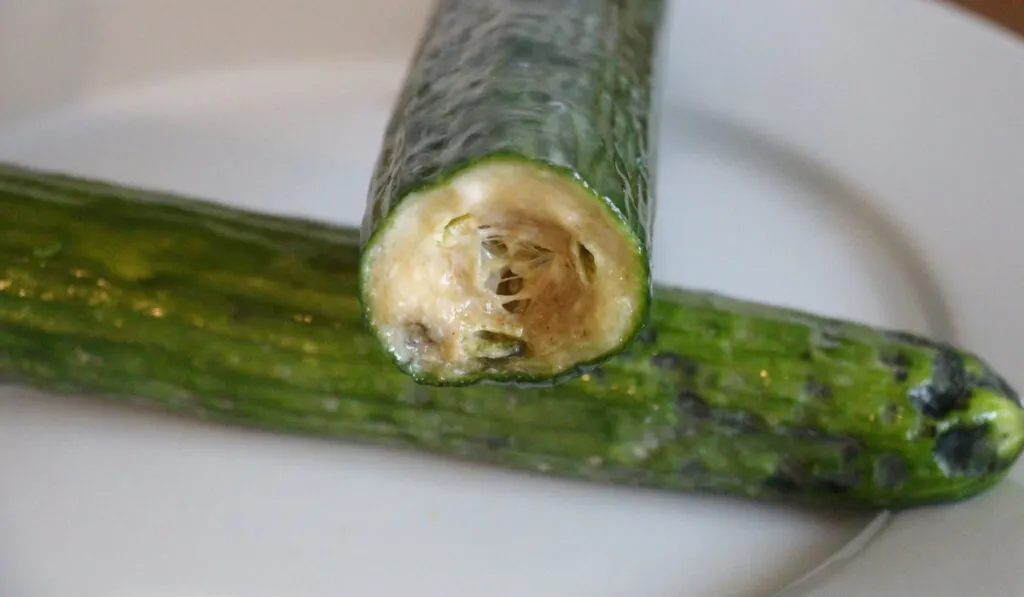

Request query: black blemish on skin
[
  {"left": 880, "top": 350, "right": 912, "bottom": 369},
  {"left": 799, "top": 349, "right": 813, "bottom": 362},
  {"left": 909, "top": 349, "right": 971, "bottom": 418},
  {"left": 880, "top": 350, "right": 912, "bottom": 383},
  {"left": 675, "top": 389, "right": 712, "bottom": 419},
  {"left": 804, "top": 376, "right": 834, "bottom": 400},
  {"left": 838, "top": 441, "right": 862, "bottom": 465},
  {"left": 589, "top": 367, "right": 607, "bottom": 382},
  {"left": 874, "top": 454, "right": 908, "bottom": 490},
  {"left": 933, "top": 424, "right": 998, "bottom": 477},
  {"left": 920, "top": 423, "right": 937, "bottom": 439}
]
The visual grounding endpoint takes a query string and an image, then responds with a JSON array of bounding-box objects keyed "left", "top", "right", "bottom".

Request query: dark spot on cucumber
[
  {"left": 804, "top": 375, "right": 834, "bottom": 400},
  {"left": 933, "top": 423, "right": 998, "bottom": 476},
  {"left": 920, "top": 423, "right": 937, "bottom": 439},
  {"left": 909, "top": 349, "right": 970, "bottom": 418},
  {"left": 799, "top": 349, "right": 813, "bottom": 362},
  {"left": 880, "top": 349, "right": 912, "bottom": 382},
  {"left": 879, "top": 349, "right": 912, "bottom": 369},
  {"left": 874, "top": 454, "right": 908, "bottom": 490},
  {"left": 635, "top": 327, "right": 657, "bottom": 344},
  {"left": 589, "top": 366, "right": 607, "bottom": 382},
  {"left": 838, "top": 441, "right": 861, "bottom": 465}
]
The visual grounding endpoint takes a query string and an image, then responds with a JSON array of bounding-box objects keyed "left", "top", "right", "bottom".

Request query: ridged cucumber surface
[
  {"left": 1, "top": 162, "right": 1022, "bottom": 510},
  {"left": 360, "top": 0, "right": 666, "bottom": 386}
]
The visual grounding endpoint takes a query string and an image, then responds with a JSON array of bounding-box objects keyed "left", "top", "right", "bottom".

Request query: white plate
[{"left": 0, "top": 1, "right": 1021, "bottom": 596}]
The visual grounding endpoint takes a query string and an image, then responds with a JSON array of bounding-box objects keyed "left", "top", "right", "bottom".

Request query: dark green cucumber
[
  {"left": 1, "top": 162, "right": 1022, "bottom": 510},
  {"left": 360, "top": 0, "right": 665, "bottom": 386}
]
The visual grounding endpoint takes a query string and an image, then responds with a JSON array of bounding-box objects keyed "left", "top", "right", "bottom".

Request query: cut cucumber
[{"left": 360, "top": 0, "right": 666, "bottom": 386}]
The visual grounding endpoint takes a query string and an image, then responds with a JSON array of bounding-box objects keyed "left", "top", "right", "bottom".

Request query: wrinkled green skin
[
  {"left": 2, "top": 163, "right": 1023, "bottom": 510},
  {"left": 360, "top": 0, "right": 665, "bottom": 386}
]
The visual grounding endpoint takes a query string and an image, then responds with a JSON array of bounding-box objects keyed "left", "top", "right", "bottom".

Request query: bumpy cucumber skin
[
  {"left": 2, "top": 163, "right": 1023, "bottom": 510},
  {"left": 360, "top": 0, "right": 666, "bottom": 386}
]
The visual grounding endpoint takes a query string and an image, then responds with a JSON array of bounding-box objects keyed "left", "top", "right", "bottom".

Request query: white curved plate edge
[{"left": 783, "top": 478, "right": 1024, "bottom": 597}]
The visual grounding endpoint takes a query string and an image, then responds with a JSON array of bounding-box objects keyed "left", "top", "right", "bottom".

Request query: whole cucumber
[{"left": 1, "top": 162, "right": 1022, "bottom": 510}]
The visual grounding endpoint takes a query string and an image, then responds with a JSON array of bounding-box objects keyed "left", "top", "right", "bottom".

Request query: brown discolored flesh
[
  {"left": 361, "top": 162, "right": 645, "bottom": 386},
  {"left": 360, "top": 0, "right": 666, "bottom": 386},
  {"left": 2, "top": 162, "right": 1023, "bottom": 510}
]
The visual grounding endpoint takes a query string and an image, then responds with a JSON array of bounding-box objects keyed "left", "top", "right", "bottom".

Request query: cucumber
[
  {"left": 1, "top": 162, "right": 1022, "bottom": 510},
  {"left": 360, "top": 0, "right": 666, "bottom": 386}
]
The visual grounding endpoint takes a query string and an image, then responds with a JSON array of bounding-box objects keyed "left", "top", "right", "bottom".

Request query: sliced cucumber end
[{"left": 362, "top": 160, "right": 646, "bottom": 383}]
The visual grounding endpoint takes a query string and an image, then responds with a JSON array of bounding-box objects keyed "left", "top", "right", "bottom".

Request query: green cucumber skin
[
  {"left": 2, "top": 162, "right": 1022, "bottom": 511},
  {"left": 360, "top": 0, "right": 666, "bottom": 385}
]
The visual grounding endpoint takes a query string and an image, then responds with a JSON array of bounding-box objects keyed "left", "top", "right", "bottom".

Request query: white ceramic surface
[{"left": 0, "top": 1, "right": 1021, "bottom": 596}]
